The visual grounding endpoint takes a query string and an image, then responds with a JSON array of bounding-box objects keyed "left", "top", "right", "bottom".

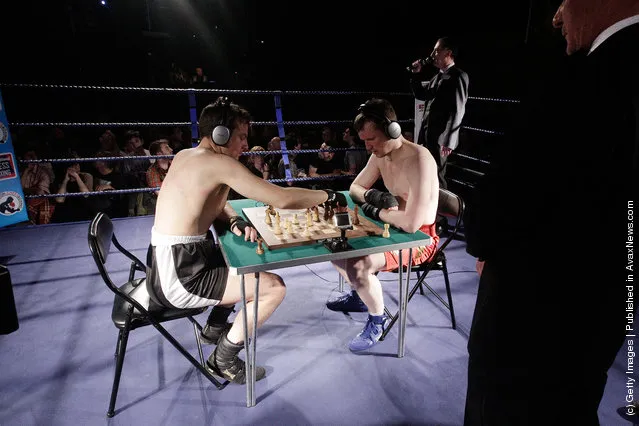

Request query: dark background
[{"left": 0, "top": 0, "right": 564, "bottom": 128}]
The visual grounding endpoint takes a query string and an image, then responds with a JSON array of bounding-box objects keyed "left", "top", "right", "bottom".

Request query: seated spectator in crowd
[
  {"left": 52, "top": 158, "right": 95, "bottom": 223},
  {"left": 322, "top": 125, "right": 346, "bottom": 168},
  {"left": 192, "top": 67, "right": 208, "bottom": 84},
  {"left": 293, "top": 133, "right": 312, "bottom": 178},
  {"left": 309, "top": 141, "right": 343, "bottom": 177},
  {"left": 93, "top": 151, "right": 129, "bottom": 218},
  {"left": 123, "top": 130, "right": 152, "bottom": 216},
  {"left": 168, "top": 126, "right": 189, "bottom": 153},
  {"left": 309, "top": 141, "right": 345, "bottom": 190},
  {"left": 246, "top": 146, "right": 271, "bottom": 179},
  {"left": 145, "top": 139, "right": 173, "bottom": 213},
  {"left": 146, "top": 139, "right": 173, "bottom": 193},
  {"left": 342, "top": 126, "right": 368, "bottom": 175},
  {"left": 20, "top": 150, "right": 55, "bottom": 225},
  {"left": 264, "top": 136, "right": 283, "bottom": 179},
  {"left": 169, "top": 62, "right": 189, "bottom": 86},
  {"left": 122, "top": 130, "right": 151, "bottom": 180},
  {"left": 97, "top": 130, "right": 124, "bottom": 156}
]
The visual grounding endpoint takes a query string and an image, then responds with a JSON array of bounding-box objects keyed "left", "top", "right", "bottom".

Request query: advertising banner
[{"left": 0, "top": 91, "right": 28, "bottom": 228}]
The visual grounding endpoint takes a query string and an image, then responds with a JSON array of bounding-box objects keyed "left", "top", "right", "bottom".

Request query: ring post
[
  {"left": 273, "top": 92, "right": 292, "bottom": 182},
  {"left": 188, "top": 89, "right": 198, "bottom": 147}
]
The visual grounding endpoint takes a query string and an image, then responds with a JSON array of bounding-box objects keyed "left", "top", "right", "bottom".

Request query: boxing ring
[{"left": 0, "top": 83, "right": 631, "bottom": 424}]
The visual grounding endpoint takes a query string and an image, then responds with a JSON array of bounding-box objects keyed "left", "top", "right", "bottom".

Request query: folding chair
[
  {"left": 381, "top": 188, "right": 465, "bottom": 340},
  {"left": 88, "top": 212, "right": 228, "bottom": 418}
]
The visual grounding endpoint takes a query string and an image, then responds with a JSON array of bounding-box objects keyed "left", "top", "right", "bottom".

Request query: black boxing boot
[
  {"left": 200, "top": 305, "right": 234, "bottom": 345},
  {"left": 206, "top": 331, "right": 266, "bottom": 385}
]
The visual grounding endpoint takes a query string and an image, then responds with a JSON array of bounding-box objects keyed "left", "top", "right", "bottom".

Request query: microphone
[{"left": 406, "top": 57, "right": 433, "bottom": 72}]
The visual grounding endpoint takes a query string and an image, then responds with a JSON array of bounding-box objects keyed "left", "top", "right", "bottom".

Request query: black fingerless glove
[
  {"left": 229, "top": 216, "right": 249, "bottom": 233},
  {"left": 361, "top": 202, "right": 381, "bottom": 220},
  {"left": 322, "top": 189, "right": 348, "bottom": 207},
  {"left": 364, "top": 189, "right": 399, "bottom": 209}
]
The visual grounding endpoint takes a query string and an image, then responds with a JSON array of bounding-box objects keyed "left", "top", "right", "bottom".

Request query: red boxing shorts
[{"left": 382, "top": 223, "right": 439, "bottom": 272}]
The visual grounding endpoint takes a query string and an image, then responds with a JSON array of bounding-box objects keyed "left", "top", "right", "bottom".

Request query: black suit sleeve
[{"left": 438, "top": 70, "right": 469, "bottom": 150}]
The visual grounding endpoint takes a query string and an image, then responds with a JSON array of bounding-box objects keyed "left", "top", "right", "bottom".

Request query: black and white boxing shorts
[{"left": 146, "top": 227, "right": 229, "bottom": 309}]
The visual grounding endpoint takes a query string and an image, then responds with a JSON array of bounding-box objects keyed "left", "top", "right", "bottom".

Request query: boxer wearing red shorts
[{"left": 328, "top": 98, "right": 440, "bottom": 353}]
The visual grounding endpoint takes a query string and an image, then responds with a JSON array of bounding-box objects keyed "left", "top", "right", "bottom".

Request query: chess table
[{"left": 217, "top": 192, "right": 432, "bottom": 407}]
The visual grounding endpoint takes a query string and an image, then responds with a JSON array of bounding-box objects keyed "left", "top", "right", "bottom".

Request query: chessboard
[{"left": 242, "top": 205, "right": 383, "bottom": 249}]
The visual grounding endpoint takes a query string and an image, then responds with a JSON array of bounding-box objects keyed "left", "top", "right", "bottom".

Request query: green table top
[{"left": 218, "top": 193, "right": 432, "bottom": 275}]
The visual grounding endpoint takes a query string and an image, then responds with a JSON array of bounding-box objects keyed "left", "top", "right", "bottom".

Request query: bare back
[{"left": 154, "top": 148, "right": 232, "bottom": 236}]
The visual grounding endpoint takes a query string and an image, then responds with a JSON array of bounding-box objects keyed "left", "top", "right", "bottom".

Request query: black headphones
[
  {"left": 211, "top": 97, "right": 232, "bottom": 146},
  {"left": 357, "top": 101, "right": 402, "bottom": 139}
]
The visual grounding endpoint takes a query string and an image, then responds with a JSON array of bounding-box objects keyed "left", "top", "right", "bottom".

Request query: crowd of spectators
[{"left": 13, "top": 123, "right": 378, "bottom": 225}]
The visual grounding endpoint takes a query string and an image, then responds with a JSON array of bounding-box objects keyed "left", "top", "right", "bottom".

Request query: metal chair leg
[
  {"left": 417, "top": 271, "right": 425, "bottom": 295},
  {"left": 108, "top": 328, "right": 130, "bottom": 418},
  {"left": 190, "top": 317, "right": 205, "bottom": 365},
  {"left": 380, "top": 270, "right": 428, "bottom": 341},
  {"left": 441, "top": 260, "right": 456, "bottom": 329},
  {"left": 114, "top": 331, "right": 122, "bottom": 358}
]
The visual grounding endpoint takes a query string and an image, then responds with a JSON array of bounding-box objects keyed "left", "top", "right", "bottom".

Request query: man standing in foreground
[{"left": 463, "top": 1, "right": 638, "bottom": 424}]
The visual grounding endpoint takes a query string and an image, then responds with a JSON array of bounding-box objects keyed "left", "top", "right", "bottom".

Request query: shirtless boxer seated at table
[
  {"left": 328, "top": 98, "right": 440, "bottom": 352},
  {"left": 146, "top": 96, "right": 346, "bottom": 384}
]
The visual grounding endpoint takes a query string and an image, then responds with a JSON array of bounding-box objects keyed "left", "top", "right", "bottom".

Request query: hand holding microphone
[{"left": 407, "top": 57, "right": 433, "bottom": 73}]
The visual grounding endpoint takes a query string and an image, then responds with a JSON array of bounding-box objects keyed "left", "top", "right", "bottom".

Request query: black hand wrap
[
  {"left": 361, "top": 203, "right": 381, "bottom": 220},
  {"left": 322, "top": 189, "right": 348, "bottom": 208},
  {"left": 229, "top": 216, "right": 249, "bottom": 233},
  {"left": 364, "top": 189, "right": 399, "bottom": 209}
]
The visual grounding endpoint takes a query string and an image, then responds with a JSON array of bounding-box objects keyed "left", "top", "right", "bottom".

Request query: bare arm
[
  {"left": 76, "top": 173, "right": 92, "bottom": 194},
  {"left": 55, "top": 176, "right": 70, "bottom": 203},
  {"left": 213, "top": 202, "right": 249, "bottom": 237},
  {"left": 349, "top": 155, "right": 380, "bottom": 203},
  {"left": 379, "top": 154, "right": 436, "bottom": 233},
  {"left": 218, "top": 155, "right": 328, "bottom": 209}
]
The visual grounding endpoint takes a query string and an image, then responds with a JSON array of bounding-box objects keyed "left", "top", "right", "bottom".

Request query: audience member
[
  {"left": 246, "top": 146, "right": 270, "bottom": 179},
  {"left": 264, "top": 137, "right": 283, "bottom": 179},
  {"left": 192, "top": 67, "right": 208, "bottom": 84},
  {"left": 309, "top": 141, "right": 343, "bottom": 189},
  {"left": 93, "top": 151, "right": 129, "bottom": 218},
  {"left": 20, "top": 150, "right": 54, "bottom": 225},
  {"left": 52, "top": 157, "right": 95, "bottom": 223},
  {"left": 145, "top": 139, "right": 173, "bottom": 213},
  {"left": 342, "top": 126, "right": 368, "bottom": 175}
]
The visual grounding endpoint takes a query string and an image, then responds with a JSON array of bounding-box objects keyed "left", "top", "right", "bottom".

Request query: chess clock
[{"left": 324, "top": 212, "right": 354, "bottom": 253}]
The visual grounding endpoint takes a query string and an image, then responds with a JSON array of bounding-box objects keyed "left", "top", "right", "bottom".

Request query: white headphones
[
  {"left": 211, "top": 97, "right": 231, "bottom": 146},
  {"left": 358, "top": 101, "right": 402, "bottom": 139}
]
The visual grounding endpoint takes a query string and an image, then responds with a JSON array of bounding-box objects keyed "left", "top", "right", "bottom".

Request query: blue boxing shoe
[
  {"left": 348, "top": 314, "right": 389, "bottom": 352},
  {"left": 326, "top": 290, "right": 368, "bottom": 313}
]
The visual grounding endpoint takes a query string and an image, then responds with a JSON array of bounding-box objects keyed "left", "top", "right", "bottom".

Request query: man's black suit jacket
[
  {"left": 464, "top": 21, "right": 638, "bottom": 380},
  {"left": 410, "top": 65, "right": 470, "bottom": 151}
]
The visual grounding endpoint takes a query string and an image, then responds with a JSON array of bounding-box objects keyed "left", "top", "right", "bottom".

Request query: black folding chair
[
  {"left": 381, "top": 189, "right": 465, "bottom": 340},
  {"left": 88, "top": 212, "right": 228, "bottom": 418}
]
